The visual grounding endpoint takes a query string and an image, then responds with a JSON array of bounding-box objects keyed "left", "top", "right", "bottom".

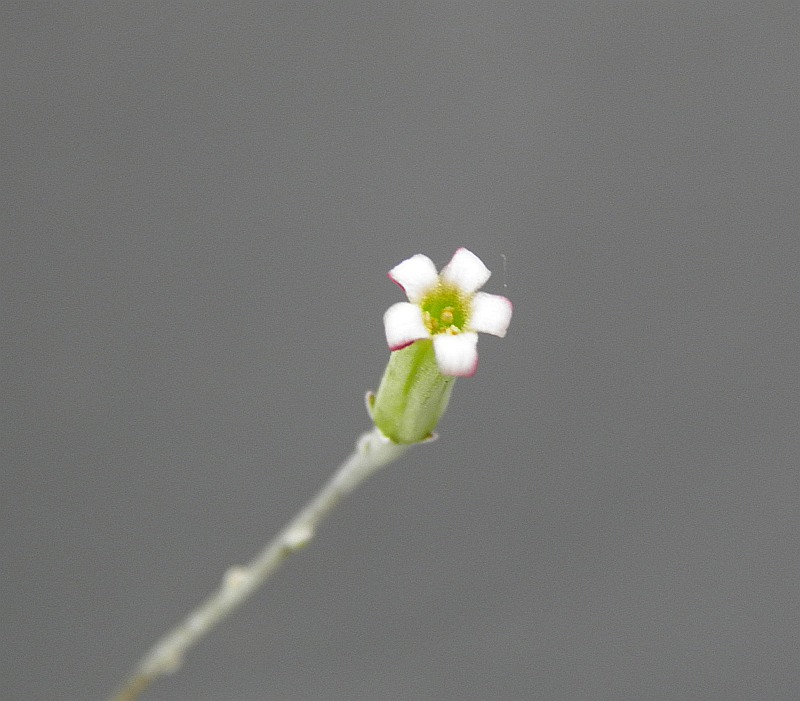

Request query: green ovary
[{"left": 420, "top": 284, "right": 469, "bottom": 334}]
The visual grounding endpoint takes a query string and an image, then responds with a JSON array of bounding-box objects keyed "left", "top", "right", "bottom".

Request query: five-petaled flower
[{"left": 383, "top": 248, "right": 513, "bottom": 377}]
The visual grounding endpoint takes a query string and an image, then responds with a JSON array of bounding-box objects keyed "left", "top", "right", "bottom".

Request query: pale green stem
[{"left": 107, "top": 427, "right": 409, "bottom": 701}]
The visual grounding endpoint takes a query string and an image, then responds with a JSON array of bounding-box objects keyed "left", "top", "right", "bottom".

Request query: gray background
[{"left": 3, "top": 2, "right": 799, "bottom": 700}]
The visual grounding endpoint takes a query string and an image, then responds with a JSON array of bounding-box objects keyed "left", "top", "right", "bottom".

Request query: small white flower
[{"left": 383, "top": 248, "right": 513, "bottom": 377}]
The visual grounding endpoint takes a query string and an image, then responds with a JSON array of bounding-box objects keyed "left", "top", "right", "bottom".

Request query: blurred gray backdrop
[{"left": 3, "top": 2, "right": 799, "bottom": 700}]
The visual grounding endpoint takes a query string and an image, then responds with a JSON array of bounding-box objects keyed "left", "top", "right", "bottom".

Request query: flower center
[{"left": 420, "top": 284, "right": 469, "bottom": 335}]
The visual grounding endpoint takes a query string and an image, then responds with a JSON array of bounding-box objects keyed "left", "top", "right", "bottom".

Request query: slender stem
[{"left": 107, "top": 427, "right": 409, "bottom": 701}]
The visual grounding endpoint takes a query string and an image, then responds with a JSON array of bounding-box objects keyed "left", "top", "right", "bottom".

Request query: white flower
[{"left": 383, "top": 248, "right": 513, "bottom": 377}]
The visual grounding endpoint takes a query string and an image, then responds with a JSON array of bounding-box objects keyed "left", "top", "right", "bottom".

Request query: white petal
[
  {"left": 469, "top": 292, "right": 513, "bottom": 337},
  {"left": 388, "top": 254, "right": 439, "bottom": 303},
  {"left": 433, "top": 332, "right": 479, "bottom": 377},
  {"left": 440, "top": 248, "right": 491, "bottom": 295},
  {"left": 384, "top": 302, "right": 430, "bottom": 350}
]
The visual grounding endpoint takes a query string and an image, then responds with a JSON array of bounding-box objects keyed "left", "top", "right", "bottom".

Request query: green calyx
[{"left": 368, "top": 339, "right": 455, "bottom": 444}]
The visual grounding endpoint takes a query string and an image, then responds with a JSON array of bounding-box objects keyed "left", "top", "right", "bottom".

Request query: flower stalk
[
  {"left": 107, "top": 428, "right": 408, "bottom": 701},
  {"left": 106, "top": 248, "right": 511, "bottom": 701}
]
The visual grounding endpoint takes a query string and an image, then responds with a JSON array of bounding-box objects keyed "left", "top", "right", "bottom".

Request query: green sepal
[{"left": 368, "top": 339, "right": 456, "bottom": 444}]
